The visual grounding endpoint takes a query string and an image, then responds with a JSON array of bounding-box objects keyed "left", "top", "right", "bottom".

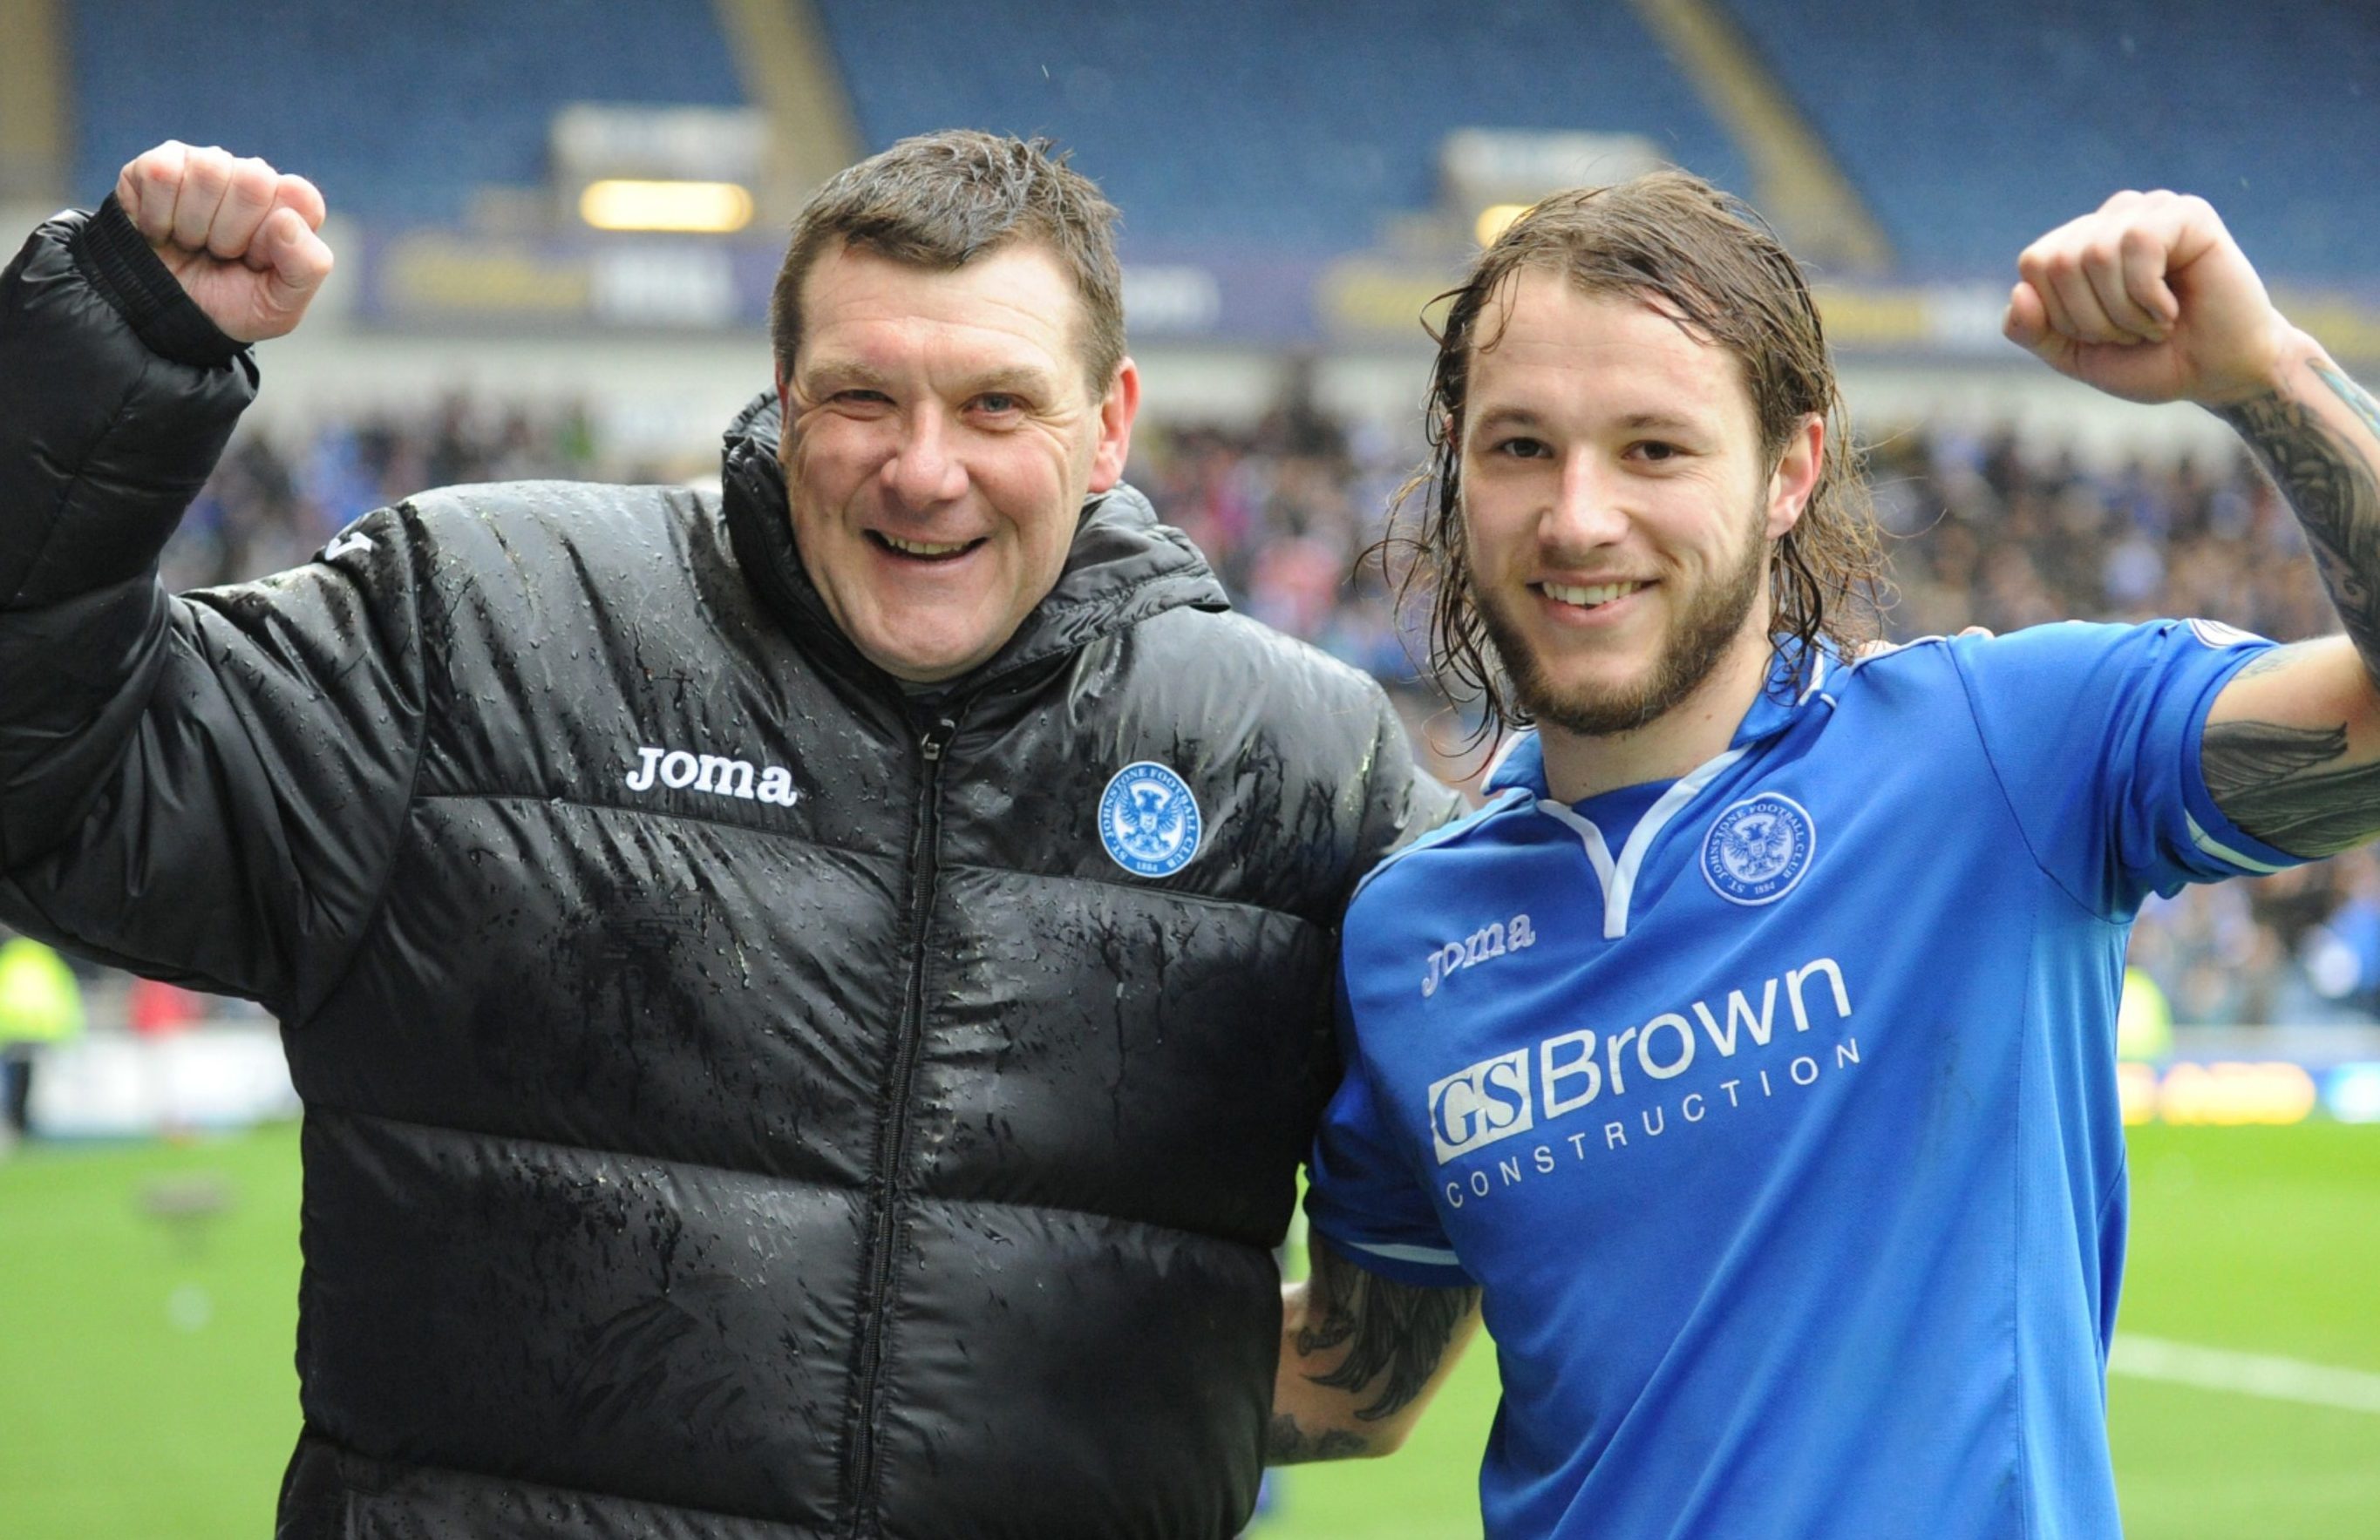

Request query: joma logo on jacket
[{"left": 624, "top": 745, "right": 800, "bottom": 806}]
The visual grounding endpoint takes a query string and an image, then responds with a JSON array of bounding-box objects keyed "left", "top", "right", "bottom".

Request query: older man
[{"left": 0, "top": 132, "right": 1451, "bottom": 1537}]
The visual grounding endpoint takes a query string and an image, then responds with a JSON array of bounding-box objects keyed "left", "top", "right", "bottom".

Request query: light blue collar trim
[{"left": 1533, "top": 748, "right": 1746, "bottom": 940}]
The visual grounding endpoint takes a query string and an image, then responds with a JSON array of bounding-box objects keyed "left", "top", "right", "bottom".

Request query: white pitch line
[{"left": 2111, "top": 1335, "right": 2380, "bottom": 1414}]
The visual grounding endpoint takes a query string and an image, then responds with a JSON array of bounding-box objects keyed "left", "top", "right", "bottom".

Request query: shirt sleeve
[
  {"left": 1303, "top": 974, "right": 1477, "bottom": 1289},
  {"left": 1948, "top": 619, "right": 2309, "bottom": 918}
]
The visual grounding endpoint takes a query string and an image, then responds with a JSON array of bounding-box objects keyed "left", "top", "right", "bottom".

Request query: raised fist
[
  {"left": 2003, "top": 190, "right": 2295, "bottom": 409},
  {"left": 114, "top": 142, "right": 334, "bottom": 344}
]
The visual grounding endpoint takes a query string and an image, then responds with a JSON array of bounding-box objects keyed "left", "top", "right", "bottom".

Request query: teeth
[
  {"left": 1541, "top": 580, "right": 1645, "bottom": 607},
  {"left": 881, "top": 533, "right": 973, "bottom": 558}
]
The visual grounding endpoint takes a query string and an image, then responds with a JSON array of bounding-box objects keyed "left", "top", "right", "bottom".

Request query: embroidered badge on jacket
[{"left": 1098, "top": 761, "right": 1202, "bottom": 877}]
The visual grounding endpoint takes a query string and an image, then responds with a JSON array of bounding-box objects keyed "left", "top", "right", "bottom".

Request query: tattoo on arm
[
  {"left": 2203, "top": 718, "right": 2380, "bottom": 857},
  {"left": 1264, "top": 1414, "right": 1371, "bottom": 1463},
  {"left": 2217, "top": 376, "right": 2380, "bottom": 685},
  {"left": 2205, "top": 373, "right": 2380, "bottom": 856},
  {"left": 1267, "top": 1243, "right": 1479, "bottom": 1464},
  {"left": 1299, "top": 1241, "right": 1479, "bottom": 1419},
  {"left": 2313, "top": 359, "right": 2380, "bottom": 444}
]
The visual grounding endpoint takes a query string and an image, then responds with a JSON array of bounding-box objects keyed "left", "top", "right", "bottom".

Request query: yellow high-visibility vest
[{"left": 0, "top": 936, "right": 85, "bottom": 1045}]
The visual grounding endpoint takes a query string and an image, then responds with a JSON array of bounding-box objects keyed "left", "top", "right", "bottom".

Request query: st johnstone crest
[
  {"left": 1701, "top": 793, "right": 1815, "bottom": 906},
  {"left": 1098, "top": 761, "right": 1203, "bottom": 878}
]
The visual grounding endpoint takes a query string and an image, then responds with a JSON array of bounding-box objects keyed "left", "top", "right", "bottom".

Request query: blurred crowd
[
  {"left": 157, "top": 398, "right": 600, "bottom": 595},
  {"left": 119, "top": 393, "right": 2380, "bottom": 1030}
]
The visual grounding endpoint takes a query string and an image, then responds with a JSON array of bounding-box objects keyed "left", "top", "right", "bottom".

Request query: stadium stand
[
  {"left": 61, "top": 1, "right": 2373, "bottom": 289},
  {"left": 1726, "top": 0, "right": 2380, "bottom": 282},
  {"left": 775, "top": 0, "right": 1750, "bottom": 254},
  {"left": 69, "top": 0, "right": 745, "bottom": 223}
]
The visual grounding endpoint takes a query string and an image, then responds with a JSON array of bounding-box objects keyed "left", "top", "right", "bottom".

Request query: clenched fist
[
  {"left": 2003, "top": 190, "right": 2300, "bottom": 410},
  {"left": 115, "top": 141, "right": 334, "bottom": 343}
]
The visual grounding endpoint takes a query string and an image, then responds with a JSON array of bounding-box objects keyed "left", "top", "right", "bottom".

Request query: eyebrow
[
  {"left": 960, "top": 365, "right": 1057, "bottom": 398},
  {"left": 798, "top": 359, "right": 1058, "bottom": 398},
  {"left": 1470, "top": 404, "right": 1545, "bottom": 436},
  {"left": 1613, "top": 410, "right": 1703, "bottom": 433},
  {"left": 1470, "top": 404, "right": 1706, "bottom": 435}
]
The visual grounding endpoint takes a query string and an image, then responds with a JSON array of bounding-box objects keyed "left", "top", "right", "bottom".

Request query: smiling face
[
  {"left": 778, "top": 241, "right": 1138, "bottom": 683},
  {"left": 1459, "top": 269, "right": 1819, "bottom": 743}
]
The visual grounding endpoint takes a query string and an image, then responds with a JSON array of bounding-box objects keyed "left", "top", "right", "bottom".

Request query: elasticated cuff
[{"left": 67, "top": 193, "right": 245, "bottom": 370}]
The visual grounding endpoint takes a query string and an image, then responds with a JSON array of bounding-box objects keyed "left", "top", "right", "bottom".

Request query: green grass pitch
[{"left": 0, "top": 1121, "right": 2372, "bottom": 1537}]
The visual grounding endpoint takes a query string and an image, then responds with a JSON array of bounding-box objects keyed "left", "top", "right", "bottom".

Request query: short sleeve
[
  {"left": 1303, "top": 978, "right": 1476, "bottom": 1289},
  {"left": 1948, "top": 620, "right": 2309, "bottom": 917}
]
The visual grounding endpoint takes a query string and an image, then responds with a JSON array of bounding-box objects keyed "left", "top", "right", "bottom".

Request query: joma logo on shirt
[
  {"left": 1422, "top": 913, "right": 1536, "bottom": 996},
  {"left": 624, "top": 746, "right": 800, "bottom": 806}
]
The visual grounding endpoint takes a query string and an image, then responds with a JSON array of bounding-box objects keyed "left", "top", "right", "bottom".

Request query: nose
[
  {"left": 1543, "top": 453, "right": 1629, "bottom": 550},
  {"left": 881, "top": 405, "right": 969, "bottom": 510}
]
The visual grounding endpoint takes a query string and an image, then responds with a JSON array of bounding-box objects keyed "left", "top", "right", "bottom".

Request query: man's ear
[
  {"left": 1087, "top": 358, "right": 1143, "bottom": 493},
  {"left": 1765, "top": 414, "right": 1825, "bottom": 539}
]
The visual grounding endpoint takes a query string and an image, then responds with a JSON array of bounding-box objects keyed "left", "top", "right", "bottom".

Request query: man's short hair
[
  {"left": 1388, "top": 170, "right": 1887, "bottom": 736},
  {"left": 769, "top": 130, "right": 1126, "bottom": 395}
]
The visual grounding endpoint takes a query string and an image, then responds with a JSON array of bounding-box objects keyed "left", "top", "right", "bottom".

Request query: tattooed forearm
[
  {"left": 2217, "top": 379, "right": 2380, "bottom": 685},
  {"left": 1297, "top": 1240, "right": 1481, "bottom": 1423},
  {"left": 2208, "top": 370, "right": 2380, "bottom": 855},
  {"left": 2314, "top": 359, "right": 2380, "bottom": 444},
  {"left": 1265, "top": 1414, "right": 1371, "bottom": 1464},
  {"left": 2203, "top": 718, "right": 2380, "bottom": 856}
]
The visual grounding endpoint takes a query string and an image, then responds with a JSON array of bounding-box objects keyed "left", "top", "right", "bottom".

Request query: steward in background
[{"left": 0, "top": 931, "right": 84, "bottom": 1143}]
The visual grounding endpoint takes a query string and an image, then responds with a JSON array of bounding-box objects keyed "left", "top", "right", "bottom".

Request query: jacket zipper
[{"left": 842, "top": 710, "right": 959, "bottom": 1537}]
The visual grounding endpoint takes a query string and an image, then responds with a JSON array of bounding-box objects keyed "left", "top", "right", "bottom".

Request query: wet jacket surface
[{"left": 0, "top": 200, "right": 1454, "bottom": 1539}]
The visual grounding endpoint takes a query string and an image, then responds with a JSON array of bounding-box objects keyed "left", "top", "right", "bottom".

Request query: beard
[{"left": 1472, "top": 510, "right": 1770, "bottom": 740}]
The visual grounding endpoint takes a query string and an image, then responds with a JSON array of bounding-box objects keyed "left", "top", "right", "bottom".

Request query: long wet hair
[{"left": 1381, "top": 171, "right": 1887, "bottom": 743}]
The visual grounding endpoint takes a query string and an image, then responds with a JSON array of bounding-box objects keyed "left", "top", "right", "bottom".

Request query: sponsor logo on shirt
[
  {"left": 1422, "top": 955, "right": 1854, "bottom": 1168},
  {"left": 1702, "top": 793, "right": 1816, "bottom": 906},
  {"left": 1428, "top": 1048, "right": 1536, "bottom": 1162},
  {"left": 1098, "top": 761, "right": 1202, "bottom": 878},
  {"left": 624, "top": 745, "right": 800, "bottom": 806},
  {"left": 1422, "top": 913, "right": 1535, "bottom": 997}
]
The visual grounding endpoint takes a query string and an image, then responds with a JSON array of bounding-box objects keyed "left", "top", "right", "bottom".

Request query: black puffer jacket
[{"left": 0, "top": 201, "right": 1454, "bottom": 1538}]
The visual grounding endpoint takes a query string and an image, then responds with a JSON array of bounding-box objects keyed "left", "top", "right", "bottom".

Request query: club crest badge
[
  {"left": 1701, "top": 793, "right": 1816, "bottom": 906},
  {"left": 1098, "top": 761, "right": 1203, "bottom": 878}
]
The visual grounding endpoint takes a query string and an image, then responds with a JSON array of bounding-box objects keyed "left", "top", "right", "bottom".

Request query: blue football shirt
[{"left": 1305, "top": 621, "right": 2303, "bottom": 1539}]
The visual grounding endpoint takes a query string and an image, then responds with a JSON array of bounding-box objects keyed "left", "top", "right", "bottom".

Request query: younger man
[{"left": 1272, "top": 173, "right": 2380, "bottom": 1535}]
